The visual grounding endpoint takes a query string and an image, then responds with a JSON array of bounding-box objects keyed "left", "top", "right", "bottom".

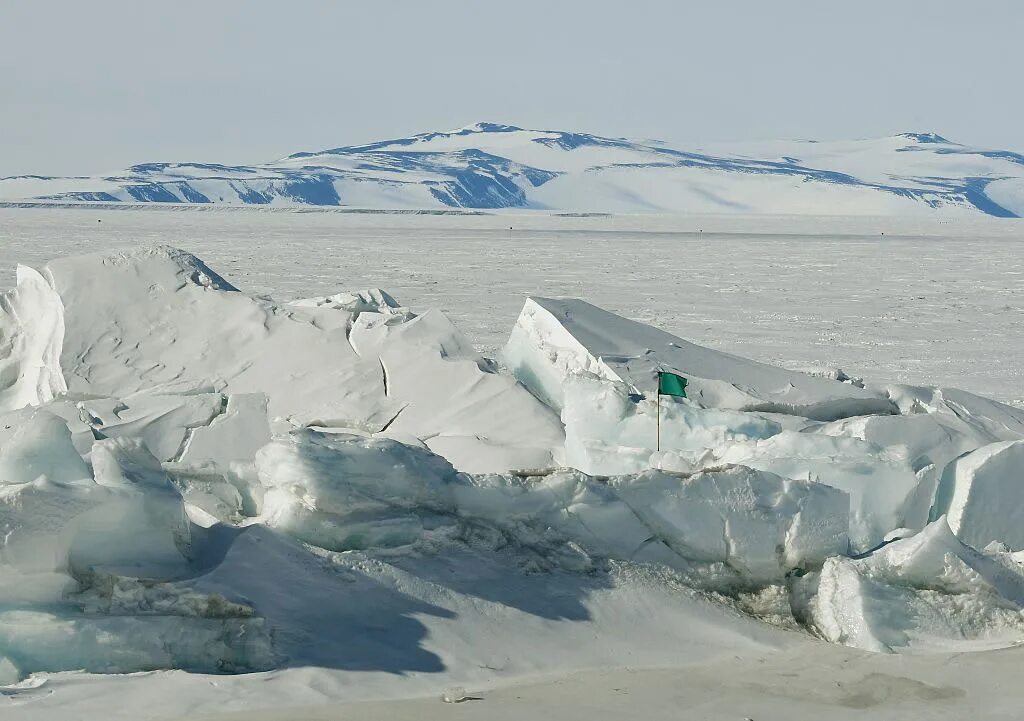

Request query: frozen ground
[
  {"left": 1, "top": 208, "right": 1022, "bottom": 403},
  {"left": 2, "top": 207, "right": 1024, "bottom": 721}
]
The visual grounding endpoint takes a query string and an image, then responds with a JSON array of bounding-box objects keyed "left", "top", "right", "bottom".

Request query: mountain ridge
[{"left": 2, "top": 123, "right": 1022, "bottom": 217}]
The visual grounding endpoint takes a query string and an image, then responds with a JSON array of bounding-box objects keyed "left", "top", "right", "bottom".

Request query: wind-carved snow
[
  {"left": 4, "top": 244, "right": 1024, "bottom": 708},
  {"left": 2, "top": 123, "right": 1023, "bottom": 216}
]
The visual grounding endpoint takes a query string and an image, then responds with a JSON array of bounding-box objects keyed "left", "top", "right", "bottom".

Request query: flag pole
[{"left": 656, "top": 374, "right": 661, "bottom": 452}]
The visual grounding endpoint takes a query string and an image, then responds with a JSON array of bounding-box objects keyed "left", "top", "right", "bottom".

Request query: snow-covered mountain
[{"left": 3, "top": 123, "right": 1024, "bottom": 216}]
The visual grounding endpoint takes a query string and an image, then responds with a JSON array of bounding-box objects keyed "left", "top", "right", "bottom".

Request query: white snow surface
[{"left": 0, "top": 212, "right": 1023, "bottom": 719}]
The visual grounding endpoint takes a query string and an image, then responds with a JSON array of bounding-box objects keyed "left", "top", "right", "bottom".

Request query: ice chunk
[
  {"left": 814, "top": 386, "right": 1024, "bottom": 535},
  {"left": 810, "top": 518, "right": 1024, "bottom": 652},
  {"left": 503, "top": 297, "right": 896, "bottom": 420},
  {"left": 256, "top": 430, "right": 461, "bottom": 550},
  {"left": 82, "top": 438, "right": 193, "bottom": 574},
  {"left": 0, "top": 407, "right": 91, "bottom": 484},
  {"left": 82, "top": 392, "right": 226, "bottom": 462},
  {"left": 457, "top": 465, "right": 848, "bottom": 582},
  {"left": 178, "top": 393, "right": 272, "bottom": 467},
  {"left": 454, "top": 470, "right": 676, "bottom": 566},
  {"left": 0, "top": 570, "right": 276, "bottom": 680},
  {"left": 288, "top": 288, "right": 412, "bottom": 328},
  {"left": 0, "top": 438, "right": 191, "bottom": 603},
  {"left": 610, "top": 466, "right": 849, "bottom": 581},
  {"left": 715, "top": 431, "right": 919, "bottom": 553},
  {"left": 875, "top": 383, "right": 1024, "bottom": 442},
  {"left": 255, "top": 431, "right": 846, "bottom": 582},
  {"left": 441, "top": 686, "right": 468, "bottom": 703},
  {"left": 932, "top": 440, "right": 1024, "bottom": 550},
  {"left": 20, "top": 398, "right": 103, "bottom": 456},
  {"left": 0, "top": 478, "right": 104, "bottom": 604},
  {"left": 0, "top": 609, "right": 273, "bottom": 676},
  {"left": 812, "top": 412, "right": 988, "bottom": 530},
  {"left": 0, "top": 265, "right": 67, "bottom": 412}
]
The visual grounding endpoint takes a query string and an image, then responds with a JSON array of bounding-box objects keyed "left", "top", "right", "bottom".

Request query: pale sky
[{"left": 2, "top": 0, "right": 1021, "bottom": 176}]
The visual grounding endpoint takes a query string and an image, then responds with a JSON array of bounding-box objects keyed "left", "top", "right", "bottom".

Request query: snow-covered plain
[{"left": 1, "top": 207, "right": 1024, "bottom": 721}]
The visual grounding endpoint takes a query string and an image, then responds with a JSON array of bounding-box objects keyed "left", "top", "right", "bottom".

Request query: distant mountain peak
[
  {"left": 897, "top": 132, "right": 954, "bottom": 144},
  {"left": 453, "top": 122, "right": 525, "bottom": 134}
]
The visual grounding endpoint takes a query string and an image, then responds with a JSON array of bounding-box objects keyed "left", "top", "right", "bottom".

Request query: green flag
[{"left": 658, "top": 371, "right": 688, "bottom": 398}]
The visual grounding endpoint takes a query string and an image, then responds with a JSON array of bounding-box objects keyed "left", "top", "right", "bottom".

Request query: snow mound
[{"left": 43, "top": 245, "right": 563, "bottom": 473}]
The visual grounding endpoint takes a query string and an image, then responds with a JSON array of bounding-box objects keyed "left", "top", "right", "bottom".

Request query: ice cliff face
[{"left": 2, "top": 123, "right": 1023, "bottom": 216}]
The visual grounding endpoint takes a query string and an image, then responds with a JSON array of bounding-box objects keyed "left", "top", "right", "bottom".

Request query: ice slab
[
  {"left": 554, "top": 374, "right": 906, "bottom": 552},
  {"left": 932, "top": 440, "right": 1024, "bottom": 550},
  {"left": 177, "top": 393, "right": 272, "bottom": 467},
  {"left": 715, "top": 431, "right": 921, "bottom": 553},
  {"left": 0, "top": 436, "right": 192, "bottom": 605},
  {"left": 256, "top": 430, "right": 460, "bottom": 551},
  {"left": 875, "top": 383, "right": 1024, "bottom": 442},
  {"left": 0, "top": 606, "right": 273, "bottom": 677},
  {"left": 0, "top": 407, "right": 91, "bottom": 484},
  {"left": 76, "top": 437, "right": 193, "bottom": 575},
  {"left": 810, "top": 518, "right": 1024, "bottom": 652},
  {"left": 0, "top": 478, "right": 104, "bottom": 605},
  {"left": 81, "top": 393, "right": 225, "bottom": 462},
  {"left": 0, "top": 265, "right": 67, "bottom": 412},
  {"left": 502, "top": 297, "right": 897, "bottom": 420},
  {"left": 609, "top": 465, "right": 849, "bottom": 582}
]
